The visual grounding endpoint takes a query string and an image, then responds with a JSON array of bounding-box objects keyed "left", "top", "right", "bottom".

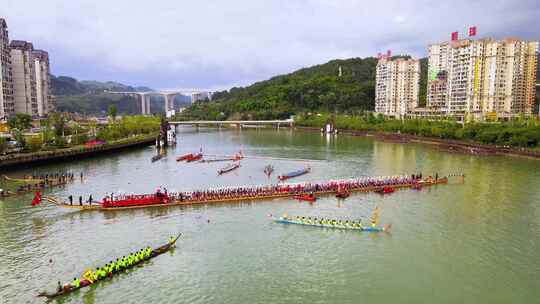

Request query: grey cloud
[{"left": 1, "top": 0, "right": 538, "bottom": 89}]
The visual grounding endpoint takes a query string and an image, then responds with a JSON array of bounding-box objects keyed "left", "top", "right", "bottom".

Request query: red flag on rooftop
[
  {"left": 469, "top": 26, "right": 477, "bottom": 36},
  {"left": 451, "top": 31, "right": 458, "bottom": 41}
]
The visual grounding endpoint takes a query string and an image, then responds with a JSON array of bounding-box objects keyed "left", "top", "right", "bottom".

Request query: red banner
[
  {"left": 451, "top": 31, "right": 459, "bottom": 41},
  {"left": 469, "top": 26, "right": 477, "bottom": 36}
]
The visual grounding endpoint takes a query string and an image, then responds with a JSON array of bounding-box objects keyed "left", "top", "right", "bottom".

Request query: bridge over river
[{"left": 169, "top": 119, "right": 294, "bottom": 128}]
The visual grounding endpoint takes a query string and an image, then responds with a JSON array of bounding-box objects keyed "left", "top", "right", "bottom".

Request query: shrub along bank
[{"left": 295, "top": 113, "right": 540, "bottom": 148}]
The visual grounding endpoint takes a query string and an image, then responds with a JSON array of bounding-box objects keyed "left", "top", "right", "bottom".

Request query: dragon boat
[
  {"left": 37, "top": 234, "right": 180, "bottom": 299},
  {"left": 39, "top": 175, "right": 453, "bottom": 211},
  {"left": 271, "top": 216, "right": 391, "bottom": 232},
  {"left": 278, "top": 167, "right": 310, "bottom": 181}
]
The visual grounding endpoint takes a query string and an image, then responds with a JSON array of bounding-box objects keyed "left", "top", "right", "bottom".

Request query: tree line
[{"left": 296, "top": 113, "right": 540, "bottom": 148}]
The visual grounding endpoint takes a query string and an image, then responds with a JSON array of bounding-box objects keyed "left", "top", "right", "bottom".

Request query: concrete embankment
[
  {"left": 295, "top": 126, "right": 540, "bottom": 159},
  {"left": 0, "top": 134, "right": 156, "bottom": 169}
]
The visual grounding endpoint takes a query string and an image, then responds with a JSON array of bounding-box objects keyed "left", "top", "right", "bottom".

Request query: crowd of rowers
[
  {"left": 167, "top": 174, "right": 436, "bottom": 202},
  {"left": 24, "top": 171, "right": 82, "bottom": 182},
  {"left": 13, "top": 172, "right": 83, "bottom": 193},
  {"left": 92, "top": 174, "right": 453, "bottom": 207},
  {"left": 283, "top": 215, "right": 377, "bottom": 228},
  {"left": 58, "top": 236, "right": 176, "bottom": 292}
]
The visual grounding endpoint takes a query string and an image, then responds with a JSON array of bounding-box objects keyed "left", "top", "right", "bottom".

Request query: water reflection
[{"left": 1, "top": 129, "right": 540, "bottom": 303}]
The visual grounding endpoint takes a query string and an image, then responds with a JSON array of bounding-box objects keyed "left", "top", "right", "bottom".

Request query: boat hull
[
  {"left": 218, "top": 164, "right": 240, "bottom": 175},
  {"left": 293, "top": 195, "right": 316, "bottom": 202},
  {"left": 176, "top": 153, "right": 193, "bottom": 161},
  {"left": 186, "top": 153, "right": 203, "bottom": 162},
  {"left": 278, "top": 168, "right": 310, "bottom": 181},
  {"left": 335, "top": 192, "right": 350, "bottom": 198}
]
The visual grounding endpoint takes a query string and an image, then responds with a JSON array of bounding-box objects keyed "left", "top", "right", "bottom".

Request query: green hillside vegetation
[
  {"left": 56, "top": 94, "right": 141, "bottom": 115},
  {"left": 52, "top": 75, "right": 155, "bottom": 115},
  {"left": 180, "top": 57, "right": 379, "bottom": 120}
]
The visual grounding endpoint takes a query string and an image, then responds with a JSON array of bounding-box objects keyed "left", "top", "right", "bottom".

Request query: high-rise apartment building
[
  {"left": 0, "top": 18, "right": 14, "bottom": 119},
  {"left": 427, "top": 38, "right": 538, "bottom": 120},
  {"left": 427, "top": 71, "right": 448, "bottom": 110},
  {"left": 375, "top": 57, "right": 420, "bottom": 118},
  {"left": 33, "top": 49, "right": 51, "bottom": 116},
  {"left": 10, "top": 40, "right": 38, "bottom": 116}
]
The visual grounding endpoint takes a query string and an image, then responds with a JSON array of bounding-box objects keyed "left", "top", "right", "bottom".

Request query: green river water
[{"left": 0, "top": 128, "right": 539, "bottom": 304}]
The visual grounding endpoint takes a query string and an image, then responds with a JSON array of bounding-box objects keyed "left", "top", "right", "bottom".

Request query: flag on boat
[{"left": 31, "top": 191, "right": 42, "bottom": 206}]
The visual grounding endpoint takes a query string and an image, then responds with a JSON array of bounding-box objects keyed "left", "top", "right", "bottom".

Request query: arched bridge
[
  {"left": 169, "top": 119, "right": 294, "bottom": 128},
  {"left": 105, "top": 89, "right": 214, "bottom": 115}
]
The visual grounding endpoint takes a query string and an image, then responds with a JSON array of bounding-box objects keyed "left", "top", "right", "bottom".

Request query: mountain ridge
[{"left": 51, "top": 75, "right": 153, "bottom": 96}]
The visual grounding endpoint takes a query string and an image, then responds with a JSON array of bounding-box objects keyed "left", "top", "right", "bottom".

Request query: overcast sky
[{"left": 1, "top": 0, "right": 538, "bottom": 90}]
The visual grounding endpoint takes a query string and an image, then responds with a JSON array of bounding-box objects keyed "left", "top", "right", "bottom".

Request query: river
[{"left": 1, "top": 127, "right": 539, "bottom": 304}]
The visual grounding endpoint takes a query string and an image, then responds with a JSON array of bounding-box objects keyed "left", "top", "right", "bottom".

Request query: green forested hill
[
  {"left": 51, "top": 75, "right": 157, "bottom": 115},
  {"left": 181, "top": 57, "right": 379, "bottom": 120}
]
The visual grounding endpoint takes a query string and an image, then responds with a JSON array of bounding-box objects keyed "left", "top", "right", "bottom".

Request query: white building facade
[
  {"left": 33, "top": 49, "right": 52, "bottom": 116},
  {"left": 375, "top": 57, "right": 420, "bottom": 118},
  {"left": 0, "top": 18, "right": 14, "bottom": 119},
  {"left": 427, "top": 38, "right": 538, "bottom": 120},
  {"left": 10, "top": 40, "right": 38, "bottom": 116}
]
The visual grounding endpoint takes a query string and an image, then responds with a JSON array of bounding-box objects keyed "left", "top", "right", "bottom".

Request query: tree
[
  {"left": 0, "top": 137, "right": 7, "bottom": 154},
  {"left": 49, "top": 112, "right": 67, "bottom": 137},
  {"left": 25, "top": 136, "right": 43, "bottom": 152},
  {"left": 40, "top": 117, "right": 54, "bottom": 145},
  {"left": 108, "top": 104, "right": 118, "bottom": 121},
  {"left": 7, "top": 113, "right": 32, "bottom": 131},
  {"left": 11, "top": 129, "right": 26, "bottom": 148}
]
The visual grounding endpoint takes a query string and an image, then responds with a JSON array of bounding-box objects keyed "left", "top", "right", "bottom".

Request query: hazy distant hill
[
  {"left": 51, "top": 75, "right": 170, "bottom": 115},
  {"left": 51, "top": 75, "right": 152, "bottom": 96}
]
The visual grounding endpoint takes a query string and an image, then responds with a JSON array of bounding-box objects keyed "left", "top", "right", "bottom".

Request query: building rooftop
[
  {"left": 9, "top": 40, "right": 34, "bottom": 50},
  {"left": 430, "top": 37, "right": 538, "bottom": 48},
  {"left": 32, "top": 49, "right": 49, "bottom": 60}
]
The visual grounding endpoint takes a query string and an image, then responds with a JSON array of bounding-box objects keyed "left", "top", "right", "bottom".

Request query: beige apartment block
[
  {"left": 427, "top": 71, "right": 449, "bottom": 110},
  {"left": 426, "top": 38, "right": 538, "bottom": 120},
  {"left": 10, "top": 40, "right": 38, "bottom": 116},
  {"left": 0, "top": 18, "right": 14, "bottom": 119},
  {"left": 375, "top": 57, "right": 420, "bottom": 118},
  {"left": 33, "top": 49, "right": 51, "bottom": 116}
]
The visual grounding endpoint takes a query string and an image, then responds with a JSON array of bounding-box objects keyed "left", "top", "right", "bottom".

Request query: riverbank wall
[
  {"left": 0, "top": 134, "right": 156, "bottom": 170},
  {"left": 295, "top": 126, "right": 540, "bottom": 159}
]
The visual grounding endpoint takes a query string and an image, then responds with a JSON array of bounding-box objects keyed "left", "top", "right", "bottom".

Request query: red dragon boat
[
  {"left": 375, "top": 186, "right": 395, "bottom": 194},
  {"left": 294, "top": 193, "right": 316, "bottom": 202},
  {"left": 176, "top": 153, "right": 193, "bottom": 162},
  {"left": 186, "top": 153, "right": 203, "bottom": 162},
  {"left": 102, "top": 192, "right": 169, "bottom": 208}
]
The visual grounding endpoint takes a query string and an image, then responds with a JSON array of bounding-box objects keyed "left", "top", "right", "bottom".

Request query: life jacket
[{"left": 72, "top": 278, "right": 80, "bottom": 288}]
